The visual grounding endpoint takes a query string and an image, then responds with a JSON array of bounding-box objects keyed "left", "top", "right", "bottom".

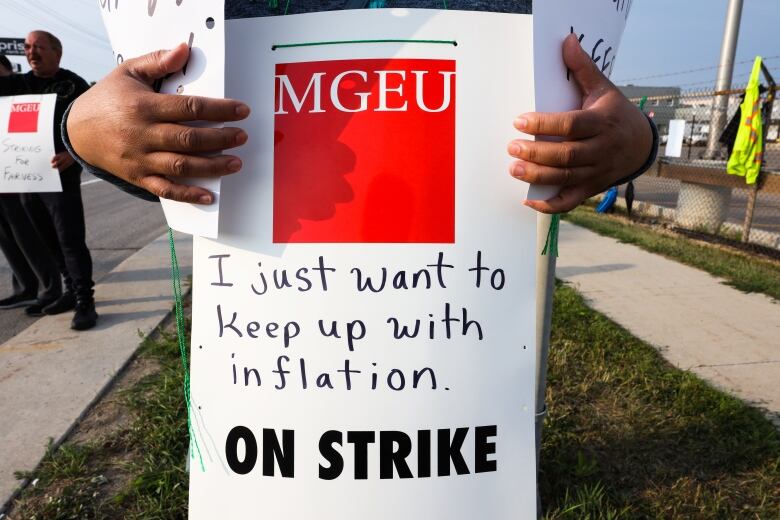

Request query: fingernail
[
  {"left": 509, "top": 144, "right": 523, "bottom": 157},
  {"left": 512, "top": 164, "right": 526, "bottom": 178},
  {"left": 235, "top": 130, "right": 248, "bottom": 145},
  {"left": 235, "top": 104, "right": 250, "bottom": 118},
  {"left": 514, "top": 117, "right": 528, "bottom": 130},
  {"left": 198, "top": 195, "right": 212, "bottom": 204},
  {"left": 227, "top": 158, "right": 242, "bottom": 172}
]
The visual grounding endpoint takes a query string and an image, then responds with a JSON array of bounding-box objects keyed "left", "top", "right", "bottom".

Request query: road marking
[{"left": 81, "top": 179, "right": 104, "bottom": 186}]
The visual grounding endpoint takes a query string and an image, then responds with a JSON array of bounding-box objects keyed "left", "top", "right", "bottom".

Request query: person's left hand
[
  {"left": 508, "top": 33, "right": 653, "bottom": 214},
  {"left": 51, "top": 151, "right": 75, "bottom": 171}
]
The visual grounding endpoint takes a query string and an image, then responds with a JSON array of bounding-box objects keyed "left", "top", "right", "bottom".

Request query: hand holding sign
[
  {"left": 67, "top": 44, "right": 250, "bottom": 204},
  {"left": 51, "top": 150, "right": 75, "bottom": 171},
  {"left": 507, "top": 34, "right": 652, "bottom": 213},
  {"left": 96, "top": 0, "right": 228, "bottom": 237}
]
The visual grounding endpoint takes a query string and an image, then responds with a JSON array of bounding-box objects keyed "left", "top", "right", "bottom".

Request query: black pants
[
  {"left": 22, "top": 189, "right": 73, "bottom": 293},
  {"left": 0, "top": 194, "right": 62, "bottom": 301},
  {"left": 21, "top": 169, "right": 94, "bottom": 302}
]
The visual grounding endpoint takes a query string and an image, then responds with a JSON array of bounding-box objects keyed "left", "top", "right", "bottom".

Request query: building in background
[
  {"left": 618, "top": 85, "right": 682, "bottom": 137},
  {"left": 0, "top": 37, "right": 27, "bottom": 74}
]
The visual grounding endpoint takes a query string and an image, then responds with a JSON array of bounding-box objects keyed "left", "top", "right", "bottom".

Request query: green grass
[
  {"left": 7, "top": 288, "right": 780, "bottom": 519},
  {"left": 563, "top": 205, "right": 780, "bottom": 301},
  {"left": 541, "top": 282, "right": 780, "bottom": 518},
  {"left": 8, "top": 329, "right": 189, "bottom": 520}
]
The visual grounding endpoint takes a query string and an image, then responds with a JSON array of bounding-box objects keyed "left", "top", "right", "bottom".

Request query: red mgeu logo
[
  {"left": 8, "top": 102, "right": 40, "bottom": 133},
  {"left": 273, "top": 58, "right": 456, "bottom": 244}
]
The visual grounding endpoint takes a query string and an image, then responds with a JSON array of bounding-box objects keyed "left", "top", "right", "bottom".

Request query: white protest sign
[
  {"left": 188, "top": 9, "right": 537, "bottom": 519},
  {"left": 0, "top": 94, "right": 61, "bottom": 193},
  {"left": 529, "top": 0, "right": 634, "bottom": 201},
  {"left": 665, "top": 119, "right": 685, "bottom": 158},
  {"left": 98, "top": 0, "right": 225, "bottom": 238}
]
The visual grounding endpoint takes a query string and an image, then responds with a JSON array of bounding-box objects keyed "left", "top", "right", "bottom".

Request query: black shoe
[
  {"left": 25, "top": 299, "right": 57, "bottom": 316},
  {"left": 43, "top": 292, "right": 77, "bottom": 315},
  {"left": 0, "top": 293, "right": 37, "bottom": 309},
  {"left": 71, "top": 300, "right": 98, "bottom": 331}
]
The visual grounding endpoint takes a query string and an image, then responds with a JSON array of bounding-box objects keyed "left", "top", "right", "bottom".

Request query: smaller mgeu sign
[
  {"left": 0, "top": 38, "right": 25, "bottom": 56},
  {"left": 0, "top": 94, "right": 62, "bottom": 193}
]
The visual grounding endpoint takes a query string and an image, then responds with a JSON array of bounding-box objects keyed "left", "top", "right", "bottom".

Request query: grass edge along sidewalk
[
  {"left": 4, "top": 285, "right": 780, "bottom": 519},
  {"left": 563, "top": 205, "right": 780, "bottom": 302}
]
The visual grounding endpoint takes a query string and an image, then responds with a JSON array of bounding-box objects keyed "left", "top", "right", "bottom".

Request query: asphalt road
[
  {"left": 0, "top": 174, "right": 167, "bottom": 344},
  {"left": 619, "top": 175, "right": 780, "bottom": 234}
]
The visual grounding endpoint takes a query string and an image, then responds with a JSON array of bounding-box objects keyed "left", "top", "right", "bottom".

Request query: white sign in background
[
  {"left": 0, "top": 94, "right": 62, "bottom": 193},
  {"left": 665, "top": 119, "right": 686, "bottom": 158},
  {"left": 188, "top": 9, "right": 537, "bottom": 519},
  {"left": 98, "top": 0, "right": 225, "bottom": 238},
  {"left": 529, "top": 0, "right": 634, "bottom": 201}
]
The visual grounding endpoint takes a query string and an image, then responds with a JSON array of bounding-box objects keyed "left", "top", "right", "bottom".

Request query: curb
[{"left": 0, "top": 232, "right": 192, "bottom": 514}]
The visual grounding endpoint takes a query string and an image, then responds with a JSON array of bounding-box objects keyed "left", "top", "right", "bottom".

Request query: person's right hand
[{"left": 67, "top": 43, "right": 250, "bottom": 204}]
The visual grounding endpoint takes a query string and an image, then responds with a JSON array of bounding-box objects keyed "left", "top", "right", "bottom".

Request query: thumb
[
  {"left": 562, "top": 33, "right": 611, "bottom": 97},
  {"left": 124, "top": 43, "right": 190, "bottom": 84}
]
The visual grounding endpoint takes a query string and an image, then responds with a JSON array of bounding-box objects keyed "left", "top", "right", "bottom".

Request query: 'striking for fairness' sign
[
  {"left": 0, "top": 94, "right": 61, "bottom": 193},
  {"left": 187, "top": 9, "right": 538, "bottom": 519}
]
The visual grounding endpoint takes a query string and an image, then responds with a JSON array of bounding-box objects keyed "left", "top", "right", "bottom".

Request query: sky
[
  {"left": 1, "top": 0, "right": 779, "bottom": 89},
  {"left": 613, "top": 0, "right": 779, "bottom": 89}
]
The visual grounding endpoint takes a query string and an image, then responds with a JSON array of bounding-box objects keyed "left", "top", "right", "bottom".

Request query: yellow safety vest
[{"left": 727, "top": 56, "right": 763, "bottom": 184}]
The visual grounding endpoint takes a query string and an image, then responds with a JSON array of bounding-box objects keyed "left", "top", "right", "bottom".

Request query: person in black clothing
[
  {"left": 0, "top": 53, "right": 65, "bottom": 310},
  {"left": 0, "top": 54, "right": 12, "bottom": 75},
  {"left": 0, "top": 31, "right": 97, "bottom": 330}
]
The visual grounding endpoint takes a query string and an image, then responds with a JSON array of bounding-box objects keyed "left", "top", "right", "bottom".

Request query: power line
[
  {"left": 2, "top": 1, "right": 114, "bottom": 80},
  {"left": 25, "top": 0, "right": 109, "bottom": 44},
  {"left": 6, "top": 0, "right": 110, "bottom": 49},
  {"left": 614, "top": 55, "right": 780, "bottom": 83},
  {"left": 674, "top": 66, "right": 778, "bottom": 92},
  {"left": 676, "top": 72, "right": 754, "bottom": 90}
]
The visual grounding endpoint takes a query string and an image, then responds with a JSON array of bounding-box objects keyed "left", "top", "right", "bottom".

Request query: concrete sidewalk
[
  {"left": 0, "top": 232, "right": 191, "bottom": 513},
  {"left": 557, "top": 221, "right": 780, "bottom": 427}
]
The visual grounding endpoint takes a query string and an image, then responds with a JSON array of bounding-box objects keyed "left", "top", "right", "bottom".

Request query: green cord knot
[{"left": 541, "top": 214, "right": 560, "bottom": 257}]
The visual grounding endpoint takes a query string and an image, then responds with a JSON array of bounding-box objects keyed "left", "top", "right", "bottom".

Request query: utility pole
[{"left": 704, "top": 0, "right": 744, "bottom": 159}]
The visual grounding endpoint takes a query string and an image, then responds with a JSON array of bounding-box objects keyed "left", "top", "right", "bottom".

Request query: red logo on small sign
[
  {"left": 273, "top": 58, "right": 456, "bottom": 243},
  {"left": 8, "top": 102, "right": 40, "bottom": 133}
]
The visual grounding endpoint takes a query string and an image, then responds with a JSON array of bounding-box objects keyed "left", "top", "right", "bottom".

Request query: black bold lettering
[
  {"left": 319, "top": 430, "right": 344, "bottom": 480},
  {"left": 437, "top": 428, "right": 470, "bottom": 476},
  {"left": 474, "top": 425, "right": 497, "bottom": 473},
  {"left": 347, "top": 431, "right": 375, "bottom": 479},
  {"left": 262, "top": 428, "right": 295, "bottom": 478},
  {"left": 226, "top": 426, "right": 258, "bottom": 475},
  {"left": 379, "top": 431, "right": 413, "bottom": 479}
]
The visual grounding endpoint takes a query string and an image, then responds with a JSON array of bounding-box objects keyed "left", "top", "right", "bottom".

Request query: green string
[
  {"left": 541, "top": 214, "right": 560, "bottom": 257},
  {"left": 168, "top": 228, "right": 205, "bottom": 472},
  {"left": 272, "top": 38, "right": 456, "bottom": 50}
]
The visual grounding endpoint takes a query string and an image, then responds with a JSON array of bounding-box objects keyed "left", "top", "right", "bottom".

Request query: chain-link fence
[{"left": 608, "top": 86, "right": 780, "bottom": 252}]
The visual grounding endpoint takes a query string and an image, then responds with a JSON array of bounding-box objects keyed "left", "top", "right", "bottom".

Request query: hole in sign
[{"left": 206, "top": 17, "right": 215, "bottom": 29}]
